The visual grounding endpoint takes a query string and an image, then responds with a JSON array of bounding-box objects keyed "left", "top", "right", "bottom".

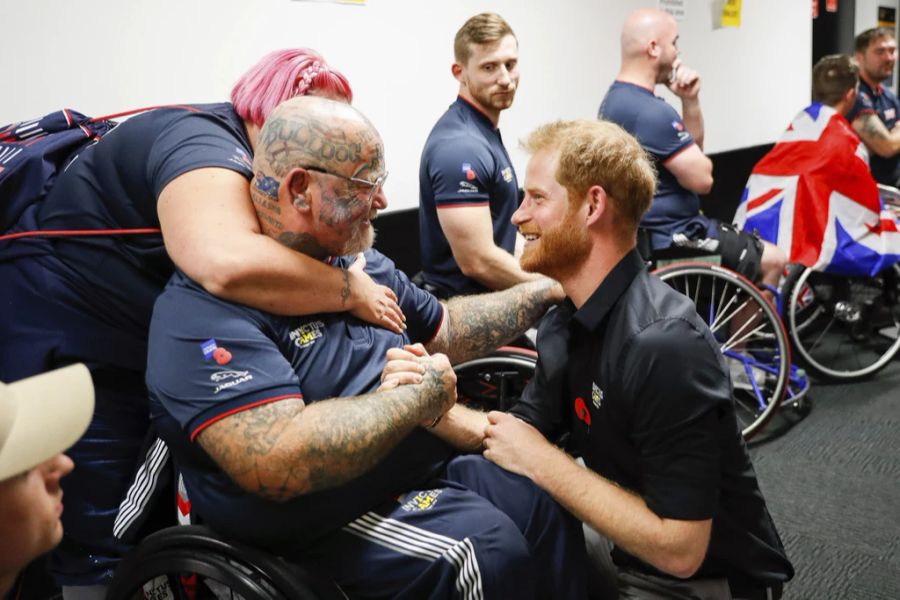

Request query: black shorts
[{"left": 715, "top": 223, "right": 764, "bottom": 282}]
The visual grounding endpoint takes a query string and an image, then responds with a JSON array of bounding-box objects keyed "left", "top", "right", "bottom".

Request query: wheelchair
[
  {"left": 774, "top": 184, "right": 900, "bottom": 382},
  {"left": 454, "top": 345, "right": 538, "bottom": 413},
  {"left": 107, "top": 525, "right": 346, "bottom": 600},
  {"left": 779, "top": 255, "right": 900, "bottom": 382},
  {"left": 647, "top": 251, "right": 807, "bottom": 440}
]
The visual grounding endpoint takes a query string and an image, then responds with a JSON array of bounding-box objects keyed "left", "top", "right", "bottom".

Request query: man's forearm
[
  {"left": 461, "top": 245, "right": 541, "bottom": 291},
  {"left": 197, "top": 367, "right": 450, "bottom": 501},
  {"left": 429, "top": 277, "right": 559, "bottom": 364},
  {"left": 681, "top": 97, "right": 705, "bottom": 150},
  {"left": 529, "top": 444, "right": 711, "bottom": 578},
  {"left": 429, "top": 404, "right": 490, "bottom": 451},
  {"left": 854, "top": 112, "right": 900, "bottom": 157}
]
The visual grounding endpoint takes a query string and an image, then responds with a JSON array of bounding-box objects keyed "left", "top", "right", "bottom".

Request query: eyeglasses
[{"left": 303, "top": 166, "right": 388, "bottom": 204}]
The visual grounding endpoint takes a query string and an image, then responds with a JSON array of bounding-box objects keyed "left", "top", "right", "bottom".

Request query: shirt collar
[
  {"left": 860, "top": 79, "right": 882, "bottom": 96},
  {"left": 573, "top": 248, "right": 647, "bottom": 331},
  {"left": 456, "top": 96, "right": 498, "bottom": 130},
  {"left": 613, "top": 79, "right": 656, "bottom": 95}
]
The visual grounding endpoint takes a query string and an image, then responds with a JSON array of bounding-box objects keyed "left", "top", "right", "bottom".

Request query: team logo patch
[
  {"left": 200, "top": 339, "right": 233, "bottom": 365},
  {"left": 230, "top": 146, "right": 252, "bottom": 170},
  {"left": 457, "top": 180, "right": 479, "bottom": 194},
  {"left": 461, "top": 162, "right": 476, "bottom": 180},
  {"left": 574, "top": 396, "right": 591, "bottom": 426},
  {"left": 886, "top": 108, "right": 896, "bottom": 121},
  {"left": 671, "top": 120, "right": 684, "bottom": 132},
  {"left": 400, "top": 489, "right": 443, "bottom": 512},
  {"left": 210, "top": 370, "right": 253, "bottom": 394},
  {"left": 501, "top": 166, "right": 513, "bottom": 183},
  {"left": 591, "top": 382, "right": 603, "bottom": 409},
  {"left": 200, "top": 339, "right": 218, "bottom": 360},
  {"left": 290, "top": 321, "right": 325, "bottom": 348}
]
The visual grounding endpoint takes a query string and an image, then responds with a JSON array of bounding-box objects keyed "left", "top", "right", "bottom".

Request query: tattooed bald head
[{"left": 249, "top": 96, "right": 388, "bottom": 258}]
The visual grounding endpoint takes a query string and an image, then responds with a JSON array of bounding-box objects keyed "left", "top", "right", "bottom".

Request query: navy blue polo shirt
[
  {"left": 146, "top": 249, "right": 454, "bottom": 550},
  {"left": 418, "top": 97, "right": 519, "bottom": 295},
  {"left": 511, "top": 249, "right": 794, "bottom": 589},
  {"left": 847, "top": 79, "right": 900, "bottom": 185},
  {"left": 599, "top": 81, "right": 714, "bottom": 249},
  {"left": 34, "top": 103, "right": 253, "bottom": 372}
]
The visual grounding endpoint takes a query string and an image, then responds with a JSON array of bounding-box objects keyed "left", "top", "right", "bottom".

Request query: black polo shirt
[{"left": 511, "top": 249, "right": 793, "bottom": 588}]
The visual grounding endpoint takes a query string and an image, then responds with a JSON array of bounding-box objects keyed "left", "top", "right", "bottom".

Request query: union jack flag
[{"left": 735, "top": 102, "right": 900, "bottom": 277}]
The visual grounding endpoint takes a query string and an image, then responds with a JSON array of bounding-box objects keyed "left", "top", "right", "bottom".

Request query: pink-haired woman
[{"left": 0, "top": 48, "right": 401, "bottom": 598}]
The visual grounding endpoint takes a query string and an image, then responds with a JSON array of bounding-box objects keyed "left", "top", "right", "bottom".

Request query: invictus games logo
[
  {"left": 400, "top": 489, "right": 443, "bottom": 512},
  {"left": 290, "top": 321, "right": 325, "bottom": 348}
]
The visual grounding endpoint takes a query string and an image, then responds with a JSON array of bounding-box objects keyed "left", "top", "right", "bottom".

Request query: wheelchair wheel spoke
[
  {"left": 655, "top": 264, "right": 790, "bottom": 440},
  {"left": 721, "top": 314, "right": 769, "bottom": 353}
]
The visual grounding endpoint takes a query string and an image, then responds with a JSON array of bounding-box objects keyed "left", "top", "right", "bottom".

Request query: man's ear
[
  {"left": 452, "top": 62, "right": 465, "bottom": 83},
  {"left": 282, "top": 167, "right": 312, "bottom": 211},
  {"left": 585, "top": 185, "right": 607, "bottom": 226},
  {"left": 648, "top": 40, "right": 660, "bottom": 59}
]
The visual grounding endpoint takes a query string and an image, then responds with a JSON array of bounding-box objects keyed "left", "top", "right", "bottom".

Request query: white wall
[{"left": 0, "top": 0, "right": 810, "bottom": 212}]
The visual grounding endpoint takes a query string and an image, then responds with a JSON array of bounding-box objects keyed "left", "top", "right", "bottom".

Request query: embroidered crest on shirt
[
  {"left": 400, "top": 489, "right": 443, "bottom": 512},
  {"left": 501, "top": 166, "right": 513, "bottom": 183},
  {"left": 671, "top": 120, "right": 690, "bottom": 142},
  {"left": 209, "top": 370, "right": 253, "bottom": 394},
  {"left": 591, "top": 382, "right": 603, "bottom": 409},
  {"left": 290, "top": 321, "right": 325, "bottom": 348},
  {"left": 457, "top": 180, "right": 479, "bottom": 194},
  {"left": 886, "top": 108, "right": 897, "bottom": 121},
  {"left": 461, "top": 162, "right": 477, "bottom": 180},
  {"left": 230, "top": 146, "right": 253, "bottom": 170},
  {"left": 200, "top": 338, "right": 232, "bottom": 365}
]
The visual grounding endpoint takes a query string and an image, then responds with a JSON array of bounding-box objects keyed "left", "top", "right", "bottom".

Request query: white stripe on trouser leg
[
  {"left": 444, "top": 538, "right": 483, "bottom": 600},
  {"left": 113, "top": 438, "right": 169, "bottom": 538},
  {"left": 341, "top": 512, "right": 484, "bottom": 599}
]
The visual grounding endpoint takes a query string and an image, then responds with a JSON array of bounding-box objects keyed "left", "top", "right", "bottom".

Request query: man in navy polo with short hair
[
  {"left": 599, "top": 7, "right": 785, "bottom": 290},
  {"left": 419, "top": 12, "right": 538, "bottom": 297},
  {"left": 849, "top": 27, "right": 900, "bottom": 186},
  {"left": 146, "top": 96, "right": 585, "bottom": 600}
]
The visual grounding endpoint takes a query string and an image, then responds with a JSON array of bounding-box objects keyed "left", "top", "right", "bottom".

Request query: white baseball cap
[{"left": 0, "top": 364, "right": 94, "bottom": 481}]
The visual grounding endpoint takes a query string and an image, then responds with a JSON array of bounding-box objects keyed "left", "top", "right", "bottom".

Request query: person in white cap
[{"left": 0, "top": 364, "right": 94, "bottom": 596}]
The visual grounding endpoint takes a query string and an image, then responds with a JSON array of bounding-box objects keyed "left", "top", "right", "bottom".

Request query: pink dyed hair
[{"left": 231, "top": 48, "right": 353, "bottom": 127}]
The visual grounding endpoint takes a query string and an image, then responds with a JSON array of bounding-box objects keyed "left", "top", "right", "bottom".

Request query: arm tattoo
[
  {"left": 432, "top": 278, "right": 556, "bottom": 364},
  {"left": 861, "top": 114, "right": 888, "bottom": 141},
  {"left": 340, "top": 268, "right": 351, "bottom": 306},
  {"left": 197, "top": 367, "right": 449, "bottom": 501}
]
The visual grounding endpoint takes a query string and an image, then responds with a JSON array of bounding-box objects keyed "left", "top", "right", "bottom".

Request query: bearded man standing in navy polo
[
  {"left": 145, "top": 96, "right": 586, "bottom": 600},
  {"left": 418, "top": 12, "right": 539, "bottom": 297}
]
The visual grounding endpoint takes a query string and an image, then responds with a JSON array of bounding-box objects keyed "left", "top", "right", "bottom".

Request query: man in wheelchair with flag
[{"left": 736, "top": 54, "right": 900, "bottom": 381}]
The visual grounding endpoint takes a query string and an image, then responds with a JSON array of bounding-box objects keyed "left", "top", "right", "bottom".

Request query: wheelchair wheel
[
  {"left": 782, "top": 264, "right": 900, "bottom": 382},
  {"left": 653, "top": 263, "right": 791, "bottom": 440},
  {"left": 107, "top": 525, "right": 345, "bottom": 600},
  {"left": 454, "top": 346, "right": 537, "bottom": 412}
]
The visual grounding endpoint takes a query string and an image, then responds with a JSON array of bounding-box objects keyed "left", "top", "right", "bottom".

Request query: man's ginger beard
[{"left": 520, "top": 202, "right": 591, "bottom": 280}]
